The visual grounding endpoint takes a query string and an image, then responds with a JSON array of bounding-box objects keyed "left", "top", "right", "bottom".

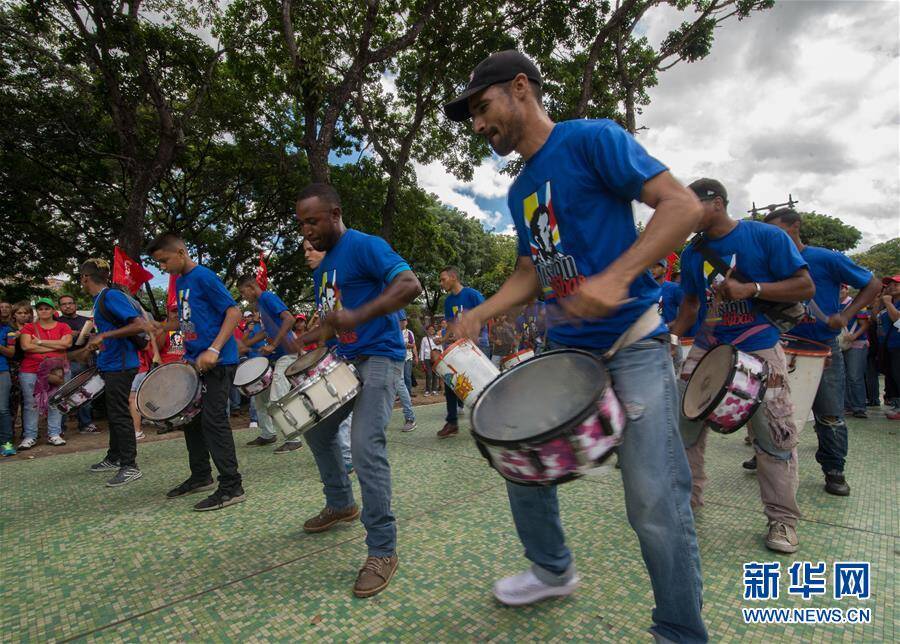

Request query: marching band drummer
[
  {"left": 74, "top": 259, "right": 146, "bottom": 487},
  {"left": 293, "top": 182, "right": 421, "bottom": 599},
  {"left": 669, "top": 179, "right": 814, "bottom": 554},
  {"left": 445, "top": 50, "right": 707, "bottom": 642},
  {"left": 763, "top": 209, "right": 880, "bottom": 496},
  {"left": 236, "top": 275, "right": 305, "bottom": 455},
  {"left": 147, "top": 233, "right": 246, "bottom": 512}
]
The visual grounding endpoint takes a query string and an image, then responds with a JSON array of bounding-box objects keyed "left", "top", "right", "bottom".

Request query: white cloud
[
  {"left": 413, "top": 157, "right": 514, "bottom": 222},
  {"left": 633, "top": 0, "right": 899, "bottom": 250}
]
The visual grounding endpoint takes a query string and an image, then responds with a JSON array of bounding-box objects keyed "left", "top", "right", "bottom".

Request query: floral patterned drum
[
  {"left": 682, "top": 343, "right": 769, "bottom": 434},
  {"left": 470, "top": 349, "right": 626, "bottom": 486},
  {"left": 434, "top": 338, "right": 500, "bottom": 408}
]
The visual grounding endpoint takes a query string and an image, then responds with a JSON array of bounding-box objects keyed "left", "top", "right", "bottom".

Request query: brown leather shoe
[
  {"left": 437, "top": 422, "right": 459, "bottom": 438},
  {"left": 353, "top": 554, "right": 399, "bottom": 598},
  {"left": 303, "top": 505, "right": 360, "bottom": 533}
]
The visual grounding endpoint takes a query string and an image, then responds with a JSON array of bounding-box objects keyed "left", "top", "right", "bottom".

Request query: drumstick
[
  {"left": 75, "top": 319, "right": 94, "bottom": 347},
  {"left": 147, "top": 322, "right": 162, "bottom": 365}
]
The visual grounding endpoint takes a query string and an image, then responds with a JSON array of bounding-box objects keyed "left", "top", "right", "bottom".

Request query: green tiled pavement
[{"left": 1, "top": 402, "right": 896, "bottom": 642}]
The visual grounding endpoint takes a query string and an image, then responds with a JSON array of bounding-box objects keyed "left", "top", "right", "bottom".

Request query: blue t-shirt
[
  {"left": 176, "top": 265, "right": 239, "bottom": 365},
  {"left": 0, "top": 324, "right": 9, "bottom": 372},
  {"left": 508, "top": 119, "right": 668, "bottom": 350},
  {"left": 245, "top": 321, "right": 265, "bottom": 358},
  {"left": 788, "top": 246, "right": 872, "bottom": 343},
  {"left": 681, "top": 221, "right": 808, "bottom": 352},
  {"left": 257, "top": 290, "right": 291, "bottom": 360},
  {"left": 882, "top": 306, "right": 900, "bottom": 350},
  {"left": 659, "top": 280, "right": 683, "bottom": 325},
  {"left": 92, "top": 288, "right": 140, "bottom": 372},
  {"left": 313, "top": 229, "right": 411, "bottom": 361},
  {"left": 444, "top": 287, "right": 485, "bottom": 321}
]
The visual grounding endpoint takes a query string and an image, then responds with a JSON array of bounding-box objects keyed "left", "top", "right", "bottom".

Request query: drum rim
[
  {"left": 49, "top": 367, "right": 100, "bottom": 403},
  {"left": 500, "top": 348, "right": 534, "bottom": 365},
  {"left": 780, "top": 334, "right": 832, "bottom": 357},
  {"left": 682, "top": 344, "right": 737, "bottom": 421},
  {"left": 470, "top": 348, "right": 607, "bottom": 448},
  {"left": 136, "top": 362, "right": 200, "bottom": 421},
  {"left": 286, "top": 346, "right": 330, "bottom": 376},
  {"left": 234, "top": 356, "right": 272, "bottom": 386},
  {"left": 432, "top": 337, "right": 475, "bottom": 370}
]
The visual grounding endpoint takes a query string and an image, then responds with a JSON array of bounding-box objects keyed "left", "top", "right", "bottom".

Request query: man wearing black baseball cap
[{"left": 446, "top": 51, "right": 708, "bottom": 642}]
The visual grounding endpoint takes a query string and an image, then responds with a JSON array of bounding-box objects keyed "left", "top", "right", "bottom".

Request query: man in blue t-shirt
[
  {"left": 444, "top": 50, "right": 706, "bottom": 641},
  {"left": 879, "top": 276, "right": 900, "bottom": 419},
  {"left": 764, "top": 209, "right": 880, "bottom": 496},
  {"left": 237, "top": 275, "right": 304, "bottom": 454},
  {"left": 293, "top": 182, "right": 422, "bottom": 599},
  {"left": 670, "top": 179, "right": 814, "bottom": 556},
  {"left": 148, "top": 233, "right": 245, "bottom": 512},
  {"left": 437, "top": 266, "right": 484, "bottom": 438},
  {"left": 72, "top": 259, "right": 148, "bottom": 486}
]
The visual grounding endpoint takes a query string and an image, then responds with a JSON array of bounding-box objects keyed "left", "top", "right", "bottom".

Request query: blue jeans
[
  {"left": 305, "top": 356, "right": 401, "bottom": 557},
  {"left": 505, "top": 338, "right": 706, "bottom": 643},
  {"left": 338, "top": 413, "right": 352, "bottom": 467},
  {"left": 68, "top": 361, "right": 93, "bottom": 428},
  {"left": 444, "top": 382, "right": 459, "bottom": 423},
  {"left": 248, "top": 396, "right": 258, "bottom": 423},
  {"left": 397, "top": 370, "right": 415, "bottom": 423},
  {"left": 843, "top": 347, "right": 867, "bottom": 413},
  {"left": 0, "top": 371, "right": 11, "bottom": 444},
  {"left": 403, "top": 359, "right": 413, "bottom": 394},
  {"left": 813, "top": 338, "right": 849, "bottom": 474},
  {"left": 20, "top": 371, "right": 67, "bottom": 439}
]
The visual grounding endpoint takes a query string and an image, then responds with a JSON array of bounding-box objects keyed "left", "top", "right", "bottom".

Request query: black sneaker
[
  {"left": 851, "top": 410, "right": 868, "bottom": 419},
  {"left": 824, "top": 470, "right": 850, "bottom": 496},
  {"left": 106, "top": 466, "right": 143, "bottom": 487},
  {"left": 246, "top": 435, "right": 277, "bottom": 446},
  {"left": 166, "top": 478, "right": 216, "bottom": 499},
  {"left": 742, "top": 455, "right": 757, "bottom": 470},
  {"left": 89, "top": 458, "right": 120, "bottom": 472},
  {"left": 274, "top": 440, "right": 303, "bottom": 454},
  {"left": 78, "top": 423, "right": 101, "bottom": 434},
  {"left": 193, "top": 488, "right": 246, "bottom": 512}
]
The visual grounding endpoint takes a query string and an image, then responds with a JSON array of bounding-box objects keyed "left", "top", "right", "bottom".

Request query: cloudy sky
[{"left": 415, "top": 0, "right": 900, "bottom": 251}]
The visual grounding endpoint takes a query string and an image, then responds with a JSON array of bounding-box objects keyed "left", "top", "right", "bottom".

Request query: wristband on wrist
[
  {"left": 208, "top": 346, "right": 220, "bottom": 355},
  {"left": 752, "top": 282, "right": 762, "bottom": 298}
]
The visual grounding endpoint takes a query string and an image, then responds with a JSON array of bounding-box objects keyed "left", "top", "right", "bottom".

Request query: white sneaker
[
  {"left": 249, "top": 421, "right": 259, "bottom": 429},
  {"left": 135, "top": 431, "right": 145, "bottom": 440},
  {"left": 47, "top": 435, "right": 66, "bottom": 446},
  {"left": 18, "top": 437, "right": 36, "bottom": 450},
  {"left": 493, "top": 568, "right": 579, "bottom": 606}
]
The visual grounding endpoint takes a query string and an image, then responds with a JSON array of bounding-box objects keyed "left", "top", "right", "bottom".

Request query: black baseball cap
[
  {"left": 443, "top": 50, "right": 542, "bottom": 122},
  {"left": 688, "top": 178, "right": 728, "bottom": 203}
]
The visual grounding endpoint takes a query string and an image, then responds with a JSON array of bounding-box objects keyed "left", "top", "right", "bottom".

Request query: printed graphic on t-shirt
[
  {"left": 523, "top": 181, "right": 584, "bottom": 299},
  {"left": 178, "top": 288, "right": 198, "bottom": 342},
  {"left": 319, "top": 269, "right": 358, "bottom": 344},
  {"left": 701, "top": 254, "right": 755, "bottom": 327}
]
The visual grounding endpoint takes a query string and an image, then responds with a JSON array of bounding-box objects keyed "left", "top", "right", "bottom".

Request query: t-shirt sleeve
[
  {"left": 260, "top": 291, "right": 289, "bottom": 318},
  {"left": 764, "top": 227, "right": 808, "bottom": 279},
  {"left": 585, "top": 121, "right": 668, "bottom": 202},
  {"left": 201, "top": 268, "right": 238, "bottom": 315},
  {"left": 106, "top": 290, "right": 140, "bottom": 323},
  {"left": 510, "top": 192, "right": 532, "bottom": 258},
  {"left": 56, "top": 322, "right": 73, "bottom": 338},
  {"left": 357, "top": 234, "right": 411, "bottom": 284},
  {"left": 20, "top": 323, "right": 35, "bottom": 337},
  {"left": 833, "top": 253, "right": 873, "bottom": 290},
  {"left": 679, "top": 249, "right": 703, "bottom": 296}
]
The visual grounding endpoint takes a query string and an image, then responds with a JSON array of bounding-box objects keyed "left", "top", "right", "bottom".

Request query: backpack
[{"left": 97, "top": 286, "right": 150, "bottom": 350}]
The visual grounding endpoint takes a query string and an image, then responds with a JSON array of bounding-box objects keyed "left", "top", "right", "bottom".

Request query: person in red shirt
[{"left": 18, "top": 297, "right": 72, "bottom": 448}]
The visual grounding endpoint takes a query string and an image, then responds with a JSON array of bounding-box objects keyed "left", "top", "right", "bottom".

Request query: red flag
[
  {"left": 665, "top": 252, "right": 679, "bottom": 281},
  {"left": 256, "top": 251, "right": 268, "bottom": 291},
  {"left": 166, "top": 273, "right": 178, "bottom": 313},
  {"left": 112, "top": 246, "right": 154, "bottom": 294}
]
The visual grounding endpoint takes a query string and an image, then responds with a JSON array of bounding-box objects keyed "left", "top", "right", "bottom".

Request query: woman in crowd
[
  {"left": 18, "top": 298, "right": 72, "bottom": 449},
  {"left": 5, "top": 301, "right": 33, "bottom": 439}
]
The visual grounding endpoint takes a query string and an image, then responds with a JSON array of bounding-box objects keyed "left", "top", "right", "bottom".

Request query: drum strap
[{"left": 603, "top": 305, "right": 663, "bottom": 359}]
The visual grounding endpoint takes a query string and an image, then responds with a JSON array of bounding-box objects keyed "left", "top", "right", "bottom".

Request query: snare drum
[
  {"left": 471, "top": 349, "right": 626, "bottom": 486},
  {"left": 500, "top": 348, "right": 534, "bottom": 371},
  {"left": 434, "top": 338, "right": 499, "bottom": 407},
  {"left": 269, "top": 357, "right": 361, "bottom": 440},
  {"left": 233, "top": 356, "right": 273, "bottom": 397},
  {"left": 49, "top": 368, "right": 105, "bottom": 413},
  {"left": 780, "top": 334, "right": 830, "bottom": 430},
  {"left": 284, "top": 346, "right": 339, "bottom": 388},
  {"left": 682, "top": 344, "right": 769, "bottom": 434},
  {"left": 136, "top": 363, "right": 202, "bottom": 428}
]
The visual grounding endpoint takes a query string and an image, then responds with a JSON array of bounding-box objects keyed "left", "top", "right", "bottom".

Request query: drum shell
[
  {"left": 268, "top": 361, "right": 361, "bottom": 440},
  {"left": 500, "top": 349, "right": 534, "bottom": 371},
  {"left": 136, "top": 364, "right": 202, "bottom": 428},
  {"left": 233, "top": 357, "right": 274, "bottom": 397},
  {"left": 781, "top": 335, "right": 830, "bottom": 430},
  {"left": 434, "top": 339, "right": 499, "bottom": 407},
  {"left": 50, "top": 369, "right": 105, "bottom": 413}
]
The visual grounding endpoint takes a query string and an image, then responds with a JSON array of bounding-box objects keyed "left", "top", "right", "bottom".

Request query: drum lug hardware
[
  {"left": 282, "top": 407, "right": 299, "bottom": 428},
  {"left": 325, "top": 381, "right": 339, "bottom": 397}
]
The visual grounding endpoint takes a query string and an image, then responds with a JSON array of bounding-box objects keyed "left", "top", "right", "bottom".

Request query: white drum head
[
  {"left": 137, "top": 363, "right": 199, "bottom": 421},
  {"left": 234, "top": 357, "right": 269, "bottom": 386},
  {"left": 286, "top": 347, "right": 329, "bottom": 376},
  {"left": 683, "top": 344, "right": 733, "bottom": 419}
]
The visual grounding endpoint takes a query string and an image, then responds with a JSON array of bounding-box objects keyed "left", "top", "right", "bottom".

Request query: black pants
[
  {"left": 444, "top": 382, "right": 459, "bottom": 423},
  {"left": 103, "top": 369, "right": 138, "bottom": 468},
  {"left": 183, "top": 364, "right": 242, "bottom": 493},
  {"left": 887, "top": 348, "right": 900, "bottom": 404}
]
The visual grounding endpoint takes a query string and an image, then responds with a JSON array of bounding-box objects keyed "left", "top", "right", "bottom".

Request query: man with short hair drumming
[
  {"left": 670, "top": 179, "right": 814, "bottom": 554},
  {"left": 445, "top": 50, "right": 707, "bottom": 642},
  {"left": 764, "top": 208, "right": 879, "bottom": 496},
  {"left": 294, "top": 183, "right": 422, "bottom": 598}
]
